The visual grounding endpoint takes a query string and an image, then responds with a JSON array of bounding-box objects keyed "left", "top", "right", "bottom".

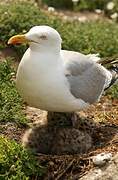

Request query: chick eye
[{"left": 40, "top": 35, "right": 47, "bottom": 40}]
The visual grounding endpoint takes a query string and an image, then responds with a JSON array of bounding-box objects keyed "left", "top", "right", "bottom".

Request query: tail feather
[
  {"left": 98, "top": 56, "right": 118, "bottom": 67},
  {"left": 98, "top": 56, "right": 118, "bottom": 90},
  {"left": 105, "top": 75, "right": 117, "bottom": 90}
]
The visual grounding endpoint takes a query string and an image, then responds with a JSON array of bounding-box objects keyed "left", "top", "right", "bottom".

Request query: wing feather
[{"left": 62, "top": 50, "right": 112, "bottom": 104}]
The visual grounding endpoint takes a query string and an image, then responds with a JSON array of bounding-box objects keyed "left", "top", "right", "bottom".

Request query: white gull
[{"left": 8, "top": 26, "right": 112, "bottom": 112}]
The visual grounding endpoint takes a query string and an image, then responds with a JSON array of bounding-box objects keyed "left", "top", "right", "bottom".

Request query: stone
[
  {"left": 80, "top": 153, "right": 118, "bottom": 180},
  {"left": 92, "top": 152, "right": 112, "bottom": 166}
]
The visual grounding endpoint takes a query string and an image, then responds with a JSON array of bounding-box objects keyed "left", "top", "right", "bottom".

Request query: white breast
[{"left": 16, "top": 49, "right": 86, "bottom": 112}]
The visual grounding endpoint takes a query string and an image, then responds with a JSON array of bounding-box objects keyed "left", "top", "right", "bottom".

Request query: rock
[
  {"left": 80, "top": 153, "right": 118, "bottom": 180},
  {"left": 48, "top": 6, "right": 55, "bottom": 12},
  {"left": 93, "top": 152, "right": 112, "bottom": 167}
]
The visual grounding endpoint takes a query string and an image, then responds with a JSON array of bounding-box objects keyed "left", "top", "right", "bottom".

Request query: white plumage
[{"left": 8, "top": 26, "right": 112, "bottom": 112}]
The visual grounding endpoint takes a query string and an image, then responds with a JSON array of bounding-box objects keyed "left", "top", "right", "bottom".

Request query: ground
[
  {"left": 22, "top": 97, "right": 118, "bottom": 179},
  {"left": 0, "top": 95, "right": 117, "bottom": 179},
  {"left": 0, "top": 47, "right": 117, "bottom": 178},
  {"left": 46, "top": 8, "right": 108, "bottom": 22},
  {"left": 0, "top": 7, "right": 118, "bottom": 179}
]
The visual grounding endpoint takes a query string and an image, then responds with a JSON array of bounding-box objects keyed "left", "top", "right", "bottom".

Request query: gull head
[{"left": 8, "top": 25, "right": 62, "bottom": 52}]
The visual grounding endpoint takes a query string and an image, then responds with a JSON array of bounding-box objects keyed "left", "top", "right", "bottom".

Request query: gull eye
[{"left": 40, "top": 35, "right": 47, "bottom": 40}]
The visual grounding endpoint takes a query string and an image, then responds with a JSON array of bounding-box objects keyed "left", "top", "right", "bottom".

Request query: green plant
[
  {"left": 42, "top": 0, "right": 73, "bottom": 9},
  {"left": 0, "top": 1, "right": 62, "bottom": 42},
  {"left": 41, "top": 0, "right": 109, "bottom": 10},
  {"left": 0, "top": 1, "right": 118, "bottom": 57},
  {"left": 76, "top": 0, "right": 108, "bottom": 11},
  {"left": 76, "top": 0, "right": 96, "bottom": 11},
  {"left": 0, "top": 136, "right": 45, "bottom": 179},
  {"left": 60, "top": 21, "right": 118, "bottom": 57},
  {"left": 0, "top": 59, "right": 27, "bottom": 125},
  {"left": 0, "top": 1, "right": 61, "bottom": 56},
  {"left": 1, "top": 1, "right": 118, "bottom": 58},
  {"left": 106, "top": 84, "right": 118, "bottom": 99}
]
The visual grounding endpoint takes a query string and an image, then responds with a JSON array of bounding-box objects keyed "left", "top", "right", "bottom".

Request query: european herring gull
[{"left": 8, "top": 25, "right": 116, "bottom": 112}]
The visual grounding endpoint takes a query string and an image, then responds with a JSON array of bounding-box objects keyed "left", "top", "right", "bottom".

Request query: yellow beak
[{"left": 8, "top": 34, "right": 29, "bottom": 45}]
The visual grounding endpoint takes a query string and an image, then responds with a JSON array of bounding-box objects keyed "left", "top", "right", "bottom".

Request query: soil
[
  {"left": 0, "top": 14, "right": 117, "bottom": 178},
  {"left": 44, "top": 8, "right": 110, "bottom": 23},
  {"left": 0, "top": 94, "right": 117, "bottom": 179}
]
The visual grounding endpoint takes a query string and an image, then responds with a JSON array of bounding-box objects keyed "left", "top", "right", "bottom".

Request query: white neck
[
  {"left": 28, "top": 47, "right": 63, "bottom": 72},
  {"left": 29, "top": 42, "right": 61, "bottom": 54}
]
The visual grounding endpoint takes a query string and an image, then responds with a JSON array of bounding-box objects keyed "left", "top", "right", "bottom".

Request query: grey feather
[{"left": 62, "top": 50, "right": 111, "bottom": 104}]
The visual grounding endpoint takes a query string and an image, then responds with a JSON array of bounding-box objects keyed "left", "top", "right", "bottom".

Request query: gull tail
[{"left": 98, "top": 56, "right": 118, "bottom": 90}]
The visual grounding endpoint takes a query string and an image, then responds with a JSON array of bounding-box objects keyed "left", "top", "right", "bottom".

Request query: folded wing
[{"left": 62, "top": 50, "right": 112, "bottom": 104}]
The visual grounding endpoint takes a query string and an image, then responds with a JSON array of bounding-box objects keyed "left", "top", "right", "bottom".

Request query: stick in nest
[{"left": 55, "top": 159, "right": 75, "bottom": 180}]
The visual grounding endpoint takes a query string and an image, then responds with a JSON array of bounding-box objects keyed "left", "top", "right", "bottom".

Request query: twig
[{"left": 55, "top": 159, "right": 74, "bottom": 180}]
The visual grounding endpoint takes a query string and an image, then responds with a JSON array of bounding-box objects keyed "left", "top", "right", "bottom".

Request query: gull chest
[{"left": 16, "top": 55, "right": 72, "bottom": 111}]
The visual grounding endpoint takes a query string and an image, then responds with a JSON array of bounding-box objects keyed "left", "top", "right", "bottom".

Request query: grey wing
[{"left": 62, "top": 50, "right": 112, "bottom": 104}]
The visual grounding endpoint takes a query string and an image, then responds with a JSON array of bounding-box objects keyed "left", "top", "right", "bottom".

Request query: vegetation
[
  {"left": 42, "top": 0, "right": 118, "bottom": 21},
  {"left": 0, "top": 1, "right": 54, "bottom": 55},
  {"left": 0, "top": 59, "right": 27, "bottom": 125},
  {"left": 107, "top": 84, "right": 118, "bottom": 99},
  {"left": 60, "top": 21, "right": 118, "bottom": 57},
  {"left": 74, "top": 0, "right": 108, "bottom": 11},
  {"left": 0, "top": 1, "right": 117, "bottom": 179},
  {"left": 42, "top": 0, "right": 116, "bottom": 12},
  {"left": 42, "top": 0, "right": 73, "bottom": 9},
  {"left": 42, "top": 0, "right": 109, "bottom": 10},
  {"left": 1, "top": 1, "right": 118, "bottom": 58},
  {"left": 0, "top": 136, "right": 45, "bottom": 179}
]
